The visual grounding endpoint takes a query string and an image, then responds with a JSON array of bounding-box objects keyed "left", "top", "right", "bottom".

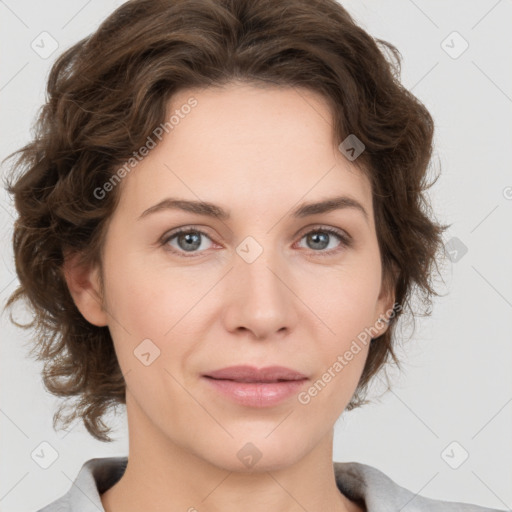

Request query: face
[{"left": 67, "top": 82, "right": 394, "bottom": 472}]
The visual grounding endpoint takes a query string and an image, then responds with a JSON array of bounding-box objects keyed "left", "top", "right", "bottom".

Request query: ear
[
  {"left": 372, "top": 262, "right": 399, "bottom": 338},
  {"left": 62, "top": 251, "right": 109, "bottom": 327}
]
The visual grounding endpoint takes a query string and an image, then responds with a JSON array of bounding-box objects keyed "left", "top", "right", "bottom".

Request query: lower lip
[{"left": 202, "top": 377, "right": 308, "bottom": 407}]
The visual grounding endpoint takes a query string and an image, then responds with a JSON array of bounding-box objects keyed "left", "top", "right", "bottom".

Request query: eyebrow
[{"left": 137, "top": 195, "right": 369, "bottom": 224}]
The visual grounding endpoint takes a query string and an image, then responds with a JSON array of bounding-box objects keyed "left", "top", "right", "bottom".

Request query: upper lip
[{"left": 203, "top": 365, "right": 308, "bottom": 383}]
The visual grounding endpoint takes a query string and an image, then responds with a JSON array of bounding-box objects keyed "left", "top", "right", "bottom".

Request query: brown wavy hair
[{"left": 2, "top": 0, "right": 449, "bottom": 442}]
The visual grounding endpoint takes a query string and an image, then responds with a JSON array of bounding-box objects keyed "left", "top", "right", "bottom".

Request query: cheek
[
  {"left": 305, "top": 259, "right": 382, "bottom": 341},
  {"left": 101, "top": 248, "right": 208, "bottom": 380},
  {"left": 101, "top": 246, "right": 183, "bottom": 333},
  {"left": 300, "top": 277, "right": 375, "bottom": 415},
  {"left": 301, "top": 257, "right": 381, "bottom": 396}
]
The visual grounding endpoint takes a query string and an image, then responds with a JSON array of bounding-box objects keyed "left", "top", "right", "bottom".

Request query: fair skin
[{"left": 64, "top": 82, "right": 395, "bottom": 512}]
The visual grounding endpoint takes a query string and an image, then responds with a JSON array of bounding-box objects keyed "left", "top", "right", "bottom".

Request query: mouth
[{"left": 201, "top": 365, "right": 308, "bottom": 407}]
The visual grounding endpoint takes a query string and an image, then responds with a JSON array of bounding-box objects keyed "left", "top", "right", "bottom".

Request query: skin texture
[{"left": 64, "top": 82, "right": 395, "bottom": 512}]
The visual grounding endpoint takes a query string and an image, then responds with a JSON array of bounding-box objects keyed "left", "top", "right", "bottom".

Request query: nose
[{"left": 221, "top": 242, "right": 299, "bottom": 341}]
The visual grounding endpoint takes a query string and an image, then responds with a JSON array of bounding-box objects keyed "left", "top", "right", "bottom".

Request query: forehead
[{"left": 114, "top": 82, "right": 374, "bottom": 224}]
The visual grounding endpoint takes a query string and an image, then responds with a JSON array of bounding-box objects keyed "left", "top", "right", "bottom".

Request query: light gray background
[{"left": 0, "top": 1, "right": 511, "bottom": 511}]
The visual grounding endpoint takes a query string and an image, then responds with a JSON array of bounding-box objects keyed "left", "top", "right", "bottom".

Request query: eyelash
[{"left": 159, "top": 225, "right": 352, "bottom": 259}]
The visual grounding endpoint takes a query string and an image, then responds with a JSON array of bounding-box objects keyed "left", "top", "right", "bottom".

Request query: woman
[{"left": 3, "top": 0, "right": 504, "bottom": 510}]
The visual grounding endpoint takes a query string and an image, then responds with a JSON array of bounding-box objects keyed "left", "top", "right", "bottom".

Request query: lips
[
  {"left": 203, "top": 365, "right": 308, "bottom": 383},
  {"left": 202, "top": 365, "right": 309, "bottom": 407}
]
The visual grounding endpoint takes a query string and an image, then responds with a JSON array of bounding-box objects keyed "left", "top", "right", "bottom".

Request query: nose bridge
[
  {"left": 224, "top": 233, "right": 297, "bottom": 336},
  {"left": 237, "top": 235, "right": 287, "bottom": 306}
]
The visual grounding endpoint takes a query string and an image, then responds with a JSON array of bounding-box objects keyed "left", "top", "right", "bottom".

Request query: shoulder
[
  {"left": 333, "top": 461, "right": 505, "bottom": 512},
  {"left": 36, "top": 456, "right": 128, "bottom": 512}
]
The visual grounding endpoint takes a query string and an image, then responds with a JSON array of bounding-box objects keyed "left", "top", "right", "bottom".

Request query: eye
[
  {"left": 160, "top": 227, "right": 214, "bottom": 257},
  {"left": 160, "top": 225, "right": 352, "bottom": 258},
  {"left": 295, "top": 226, "right": 351, "bottom": 256}
]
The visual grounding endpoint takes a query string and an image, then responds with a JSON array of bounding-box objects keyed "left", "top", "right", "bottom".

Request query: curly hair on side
[{"left": 2, "top": 0, "right": 450, "bottom": 442}]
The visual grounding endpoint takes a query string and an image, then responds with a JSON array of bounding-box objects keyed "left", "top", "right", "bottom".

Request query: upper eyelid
[{"left": 161, "top": 224, "right": 350, "bottom": 240}]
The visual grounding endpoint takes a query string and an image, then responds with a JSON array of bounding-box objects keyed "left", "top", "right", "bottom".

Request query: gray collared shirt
[{"left": 36, "top": 456, "right": 505, "bottom": 512}]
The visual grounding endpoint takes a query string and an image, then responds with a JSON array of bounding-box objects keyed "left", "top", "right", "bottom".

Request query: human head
[{"left": 3, "top": 0, "right": 448, "bottom": 443}]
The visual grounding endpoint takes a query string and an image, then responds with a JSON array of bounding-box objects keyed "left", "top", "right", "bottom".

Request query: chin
[{"left": 190, "top": 429, "right": 316, "bottom": 474}]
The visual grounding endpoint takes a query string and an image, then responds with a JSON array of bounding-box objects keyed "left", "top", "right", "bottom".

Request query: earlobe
[{"left": 62, "top": 251, "right": 109, "bottom": 327}]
